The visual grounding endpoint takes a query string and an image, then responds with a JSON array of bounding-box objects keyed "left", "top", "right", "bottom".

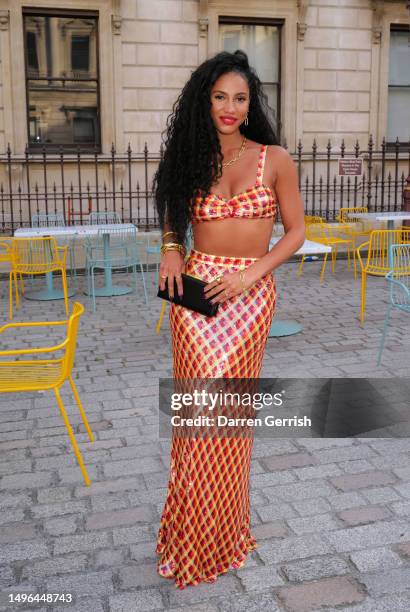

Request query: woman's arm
[
  {"left": 244, "top": 146, "right": 305, "bottom": 284},
  {"left": 158, "top": 221, "right": 186, "bottom": 298}
]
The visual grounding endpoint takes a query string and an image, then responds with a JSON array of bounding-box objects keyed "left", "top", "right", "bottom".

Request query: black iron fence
[
  {"left": 296, "top": 137, "right": 410, "bottom": 220},
  {"left": 0, "top": 136, "right": 409, "bottom": 233}
]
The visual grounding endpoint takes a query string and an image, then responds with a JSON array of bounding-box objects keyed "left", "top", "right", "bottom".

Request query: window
[
  {"left": 73, "top": 111, "right": 97, "bottom": 143},
  {"left": 387, "top": 27, "right": 410, "bottom": 144},
  {"left": 23, "top": 9, "right": 100, "bottom": 151},
  {"left": 71, "top": 35, "right": 90, "bottom": 72},
  {"left": 26, "top": 31, "right": 39, "bottom": 73},
  {"left": 219, "top": 16, "right": 282, "bottom": 136}
]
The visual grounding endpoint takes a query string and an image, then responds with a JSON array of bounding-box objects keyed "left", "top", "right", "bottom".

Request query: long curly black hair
[{"left": 153, "top": 50, "right": 279, "bottom": 244}]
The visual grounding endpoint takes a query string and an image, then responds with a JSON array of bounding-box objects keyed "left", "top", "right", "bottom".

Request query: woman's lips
[{"left": 220, "top": 117, "right": 237, "bottom": 125}]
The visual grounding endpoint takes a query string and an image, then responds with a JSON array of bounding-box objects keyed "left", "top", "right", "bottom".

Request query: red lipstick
[{"left": 220, "top": 116, "right": 237, "bottom": 125}]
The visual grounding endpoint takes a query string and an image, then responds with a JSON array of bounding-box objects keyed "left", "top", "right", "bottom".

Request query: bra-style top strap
[{"left": 256, "top": 144, "right": 268, "bottom": 186}]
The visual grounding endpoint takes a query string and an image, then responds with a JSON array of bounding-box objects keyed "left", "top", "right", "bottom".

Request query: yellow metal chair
[
  {"left": 357, "top": 228, "right": 410, "bottom": 323},
  {"left": 299, "top": 220, "right": 356, "bottom": 282},
  {"left": 9, "top": 237, "right": 69, "bottom": 320},
  {"left": 336, "top": 207, "right": 373, "bottom": 244},
  {"left": 0, "top": 236, "right": 13, "bottom": 258},
  {"left": 1, "top": 239, "right": 20, "bottom": 317},
  {"left": 0, "top": 302, "right": 94, "bottom": 485},
  {"left": 156, "top": 300, "right": 167, "bottom": 334},
  {"left": 304, "top": 215, "right": 325, "bottom": 224}
]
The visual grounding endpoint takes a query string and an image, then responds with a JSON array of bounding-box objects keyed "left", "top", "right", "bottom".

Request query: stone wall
[
  {"left": 303, "top": 0, "right": 373, "bottom": 148},
  {"left": 121, "top": 0, "right": 199, "bottom": 152},
  {"left": 0, "top": 0, "right": 408, "bottom": 155}
]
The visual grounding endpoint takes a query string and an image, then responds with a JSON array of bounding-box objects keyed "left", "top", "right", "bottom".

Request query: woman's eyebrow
[{"left": 212, "top": 90, "right": 248, "bottom": 95}]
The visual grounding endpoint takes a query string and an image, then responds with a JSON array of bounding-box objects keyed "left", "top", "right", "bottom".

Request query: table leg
[
  {"left": 387, "top": 220, "right": 394, "bottom": 268},
  {"left": 86, "top": 233, "right": 133, "bottom": 297},
  {"left": 25, "top": 271, "right": 76, "bottom": 301},
  {"left": 103, "top": 234, "right": 113, "bottom": 293}
]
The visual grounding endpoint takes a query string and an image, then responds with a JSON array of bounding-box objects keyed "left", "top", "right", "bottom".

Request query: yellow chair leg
[
  {"left": 54, "top": 387, "right": 91, "bottom": 486},
  {"left": 14, "top": 272, "right": 20, "bottom": 309},
  {"left": 360, "top": 272, "right": 367, "bottom": 324},
  {"left": 68, "top": 375, "right": 94, "bottom": 442},
  {"left": 62, "top": 268, "right": 69, "bottom": 315},
  {"left": 19, "top": 274, "right": 25, "bottom": 294},
  {"left": 9, "top": 271, "right": 13, "bottom": 320},
  {"left": 320, "top": 253, "right": 328, "bottom": 283},
  {"left": 331, "top": 247, "right": 337, "bottom": 273},
  {"left": 156, "top": 300, "right": 167, "bottom": 334},
  {"left": 297, "top": 255, "right": 305, "bottom": 277},
  {"left": 353, "top": 250, "right": 357, "bottom": 280}
]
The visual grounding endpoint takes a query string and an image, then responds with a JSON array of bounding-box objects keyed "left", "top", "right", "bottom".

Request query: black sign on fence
[{"left": 338, "top": 158, "right": 363, "bottom": 176}]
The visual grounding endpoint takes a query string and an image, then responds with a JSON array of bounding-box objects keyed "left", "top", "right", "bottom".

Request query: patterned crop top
[{"left": 192, "top": 144, "right": 277, "bottom": 223}]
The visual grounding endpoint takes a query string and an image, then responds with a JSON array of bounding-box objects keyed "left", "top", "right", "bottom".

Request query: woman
[{"left": 154, "top": 50, "right": 305, "bottom": 589}]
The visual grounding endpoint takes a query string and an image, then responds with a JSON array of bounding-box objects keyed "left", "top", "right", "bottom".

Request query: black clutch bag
[{"left": 157, "top": 273, "right": 220, "bottom": 317}]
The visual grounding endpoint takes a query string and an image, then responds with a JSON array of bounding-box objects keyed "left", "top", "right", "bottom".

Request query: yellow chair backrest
[
  {"left": 365, "top": 229, "right": 410, "bottom": 274},
  {"left": 0, "top": 239, "right": 12, "bottom": 263},
  {"left": 338, "top": 207, "right": 368, "bottom": 223},
  {"left": 12, "top": 236, "right": 58, "bottom": 272},
  {"left": 305, "top": 215, "right": 324, "bottom": 225},
  {"left": 62, "top": 302, "right": 84, "bottom": 378},
  {"left": 306, "top": 222, "right": 329, "bottom": 242}
]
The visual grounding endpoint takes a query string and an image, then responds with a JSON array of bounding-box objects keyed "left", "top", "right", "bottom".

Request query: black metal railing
[
  {"left": 293, "top": 136, "right": 410, "bottom": 220},
  {"left": 0, "top": 136, "right": 409, "bottom": 233}
]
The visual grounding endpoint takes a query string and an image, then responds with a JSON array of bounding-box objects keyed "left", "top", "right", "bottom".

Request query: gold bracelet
[
  {"left": 239, "top": 269, "right": 247, "bottom": 292},
  {"left": 160, "top": 243, "right": 186, "bottom": 256},
  {"left": 162, "top": 231, "right": 178, "bottom": 240},
  {"left": 161, "top": 242, "right": 184, "bottom": 251},
  {"left": 161, "top": 247, "right": 186, "bottom": 258}
]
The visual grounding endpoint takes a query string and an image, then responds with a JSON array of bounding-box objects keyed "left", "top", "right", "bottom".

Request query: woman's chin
[{"left": 215, "top": 124, "right": 240, "bottom": 135}]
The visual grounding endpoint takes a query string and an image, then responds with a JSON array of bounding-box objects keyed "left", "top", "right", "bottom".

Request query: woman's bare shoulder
[
  {"left": 266, "top": 144, "right": 292, "bottom": 161},
  {"left": 264, "top": 145, "right": 293, "bottom": 185}
]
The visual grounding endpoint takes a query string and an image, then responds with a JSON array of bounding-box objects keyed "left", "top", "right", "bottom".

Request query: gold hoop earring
[{"left": 244, "top": 114, "right": 249, "bottom": 126}]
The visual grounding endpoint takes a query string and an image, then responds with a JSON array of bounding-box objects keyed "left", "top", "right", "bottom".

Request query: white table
[
  {"left": 14, "top": 224, "right": 136, "bottom": 300},
  {"left": 346, "top": 211, "right": 410, "bottom": 266},
  {"left": 346, "top": 211, "right": 410, "bottom": 231},
  {"left": 268, "top": 237, "right": 332, "bottom": 337},
  {"left": 15, "top": 224, "right": 136, "bottom": 238}
]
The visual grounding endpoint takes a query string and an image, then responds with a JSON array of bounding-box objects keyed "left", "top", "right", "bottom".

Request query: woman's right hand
[{"left": 159, "top": 250, "right": 185, "bottom": 298}]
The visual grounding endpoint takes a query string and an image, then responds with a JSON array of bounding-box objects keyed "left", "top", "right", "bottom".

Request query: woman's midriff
[{"left": 192, "top": 217, "right": 274, "bottom": 258}]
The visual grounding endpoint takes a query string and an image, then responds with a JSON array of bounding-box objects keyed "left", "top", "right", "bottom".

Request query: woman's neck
[{"left": 218, "top": 130, "right": 244, "bottom": 156}]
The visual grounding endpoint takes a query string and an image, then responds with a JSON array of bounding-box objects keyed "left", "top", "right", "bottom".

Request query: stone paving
[{"left": 0, "top": 258, "right": 409, "bottom": 612}]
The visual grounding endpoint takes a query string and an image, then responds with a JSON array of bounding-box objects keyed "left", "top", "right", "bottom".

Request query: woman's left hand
[{"left": 204, "top": 270, "right": 251, "bottom": 304}]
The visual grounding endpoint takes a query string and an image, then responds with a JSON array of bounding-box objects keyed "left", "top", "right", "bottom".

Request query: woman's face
[{"left": 210, "top": 71, "right": 250, "bottom": 135}]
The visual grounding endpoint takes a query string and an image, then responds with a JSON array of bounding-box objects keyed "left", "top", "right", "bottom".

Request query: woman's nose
[{"left": 224, "top": 98, "right": 236, "bottom": 113}]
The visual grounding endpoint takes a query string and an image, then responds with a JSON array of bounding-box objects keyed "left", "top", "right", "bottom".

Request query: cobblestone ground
[{"left": 0, "top": 259, "right": 409, "bottom": 612}]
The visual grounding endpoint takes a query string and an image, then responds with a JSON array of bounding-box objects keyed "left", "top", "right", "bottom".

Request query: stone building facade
[
  {"left": 0, "top": 0, "right": 408, "bottom": 156},
  {"left": 0, "top": 0, "right": 408, "bottom": 232}
]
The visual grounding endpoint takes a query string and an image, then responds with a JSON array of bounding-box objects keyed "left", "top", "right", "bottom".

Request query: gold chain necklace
[{"left": 222, "top": 137, "right": 247, "bottom": 168}]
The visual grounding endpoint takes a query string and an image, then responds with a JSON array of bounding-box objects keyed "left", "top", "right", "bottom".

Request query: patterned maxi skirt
[{"left": 156, "top": 249, "right": 276, "bottom": 589}]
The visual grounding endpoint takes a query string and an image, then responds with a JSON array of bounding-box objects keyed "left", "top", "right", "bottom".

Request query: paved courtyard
[{"left": 0, "top": 258, "right": 409, "bottom": 612}]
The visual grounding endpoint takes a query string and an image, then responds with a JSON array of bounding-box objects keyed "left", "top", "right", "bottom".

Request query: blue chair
[
  {"left": 88, "top": 212, "right": 121, "bottom": 225},
  {"left": 145, "top": 233, "right": 161, "bottom": 274},
  {"left": 377, "top": 243, "right": 410, "bottom": 365},
  {"left": 86, "top": 226, "right": 148, "bottom": 311},
  {"left": 32, "top": 213, "right": 66, "bottom": 227}
]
